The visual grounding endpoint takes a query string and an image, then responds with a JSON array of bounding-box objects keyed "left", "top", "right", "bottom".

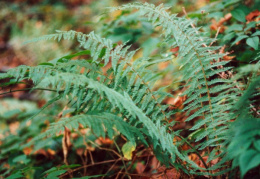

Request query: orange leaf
[
  {"left": 23, "top": 147, "right": 33, "bottom": 155},
  {"left": 246, "top": 10, "right": 260, "bottom": 22}
]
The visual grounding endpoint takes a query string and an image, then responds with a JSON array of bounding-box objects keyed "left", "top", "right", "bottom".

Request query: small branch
[
  {"left": 87, "top": 137, "right": 121, "bottom": 158},
  {"left": 59, "top": 158, "right": 124, "bottom": 178},
  {"left": 101, "top": 160, "right": 119, "bottom": 179},
  {"left": 175, "top": 134, "right": 209, "bottom": 170},
  {"left": 0, "top": 88, "right": 59, "bottom": 96},
  {"left": 113, "top": 139, "right": 130, "bottom": 178},
  {"left": 209, "top": 27, "right": 221, "bottom": 46}
]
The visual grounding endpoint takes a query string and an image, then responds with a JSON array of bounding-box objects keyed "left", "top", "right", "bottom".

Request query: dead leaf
[
  {"left": 47, "top": 149, "right": 56, "bottom": 156},
  {"left": 62, "top": 127, "right": 71, "bottom": 165},
  {"left": 166, "top": 93, "right": 187, "bottom": 109},
  {"left": 246, "top": 10, "right": 260, "bottom": 22},
  {"left": 34, "top": 149, "right": 48, "bottom": 157},
  {"left": 170, "top": 46, "right": 179, "bottom": 56},
  {"left": 189, "top": 153, "right": 198, "bottom": 161},
  {"left": 23, "top": 147, "right": 32, "bottom": 155},
  {"left": 9, "top": 121, "right": 20, "bottom": 135},
  {"left": 223, "top": 55, "right": 235, "bottom": 61},
  {"left": 165, "top": 168, "right": 181, "bottom": 179},
  {"left": 95, "top": 137, "right": 113, "bottom": 145},
  {"left": 158, "top": 61, "right": 170, "bottom": 70},
  {"left": 76, "top": 148, "right": 84, "bottom": 156},
  {"left": 135, "top": 162, "right": 145, "bottom": 174},
  {"left": 210, "top": 13, "right": 232, "bottom": 33}
]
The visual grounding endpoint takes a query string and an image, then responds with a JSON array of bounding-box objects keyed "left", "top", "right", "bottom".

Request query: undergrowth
[{"left": 0, "top": 2, "right": 259, "bottom": 178}]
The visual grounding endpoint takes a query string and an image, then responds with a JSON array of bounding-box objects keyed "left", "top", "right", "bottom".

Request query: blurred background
[{"left": 0, "top": 0, "right": 208, "bottom": 68}]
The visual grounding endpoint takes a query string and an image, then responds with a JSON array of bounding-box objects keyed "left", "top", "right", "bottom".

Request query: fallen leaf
[
  {"left": 23, "top": 147, "right": 33, "bottom": 155},
  {"left": 166, "top": 93, "right": 187, "bottom": 109},
  {"left": 170, "top": 46, "right": 179, "bottom": 56},
  {"left": 76, "top": 148, "right": 84, "bottom": 156},
  {"left": 246, "top": 10, "right": 260, "bottom": 22},
  {"left": 96, "top": 137, "right": 113, "bottom": 145},
  {"left": 47, "top": 149, "right": 56, "bottom": 156},
  {"left": 135, "top": 162, "right": 145, "bottom": 174},
  {"left": 165, "top": 168, "right": 181, "bottom": 179},
  {"left": 62, "top": 127, "right": 71, "bottom": 165},
  {"left": 210, "top": 13, "right": 232, "bottom": 33},
  {"left": 122, "top": 141, "right": 136, "bottom": 160},
  {"left": 223, "top": 55, "right": 235, "bottom": 61},
  {"left": 9, "top": 121, "right": 20, "bottom": 135},
  {"left": 158, "top": 61, "right": 170, "bottom": 70}
]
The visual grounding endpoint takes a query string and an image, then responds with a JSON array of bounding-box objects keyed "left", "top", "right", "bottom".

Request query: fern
[
  {"left": 108, "top": 2, "right": 244, "bottom": 172},
  {"left": 5, "top": 28, "right": 186, "bottom": 169},
  {"left": 2, "top": 2, "right": 258, "bottom": 176},
  {"left": 31, "top": 113, "right": 147, "bottom": 145}
]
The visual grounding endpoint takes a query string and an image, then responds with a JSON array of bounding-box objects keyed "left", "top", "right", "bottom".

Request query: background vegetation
[{"left": 0, "top": 0, "right": 259, "bottom": 178}]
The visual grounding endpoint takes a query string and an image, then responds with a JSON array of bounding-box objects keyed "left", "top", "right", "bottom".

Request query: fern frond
[
  {"left": 29, "top": 113, "right": 147, "bottom": 146},
  {"left": 110, "top": 2, "right": 241, "bottom": 172}
]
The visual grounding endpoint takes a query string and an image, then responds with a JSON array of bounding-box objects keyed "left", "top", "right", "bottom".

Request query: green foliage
[
  {"left": 227, "top": 60, "right": 260, "bottom": 177},
  {"left": 1, "top": 1, "right": 259, "bottom": 178},
  {"left": 190, "top": 0, "right": 260, "bottom": 63}
]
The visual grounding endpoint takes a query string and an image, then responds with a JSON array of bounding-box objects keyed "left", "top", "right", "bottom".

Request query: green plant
[{"left": 0, "top": 2, "right": 259, "bottom": 178}]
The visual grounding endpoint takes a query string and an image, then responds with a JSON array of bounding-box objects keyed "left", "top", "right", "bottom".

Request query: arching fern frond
[
  {"left": 110, "top": 2, "right": 240, "bottom": 172},
  {"left": 28, "top": 113, "right": 147, "bottom": 146}
]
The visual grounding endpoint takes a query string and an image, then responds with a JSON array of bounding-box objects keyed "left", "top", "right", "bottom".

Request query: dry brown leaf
[
  {"left": 95, "top": 137, "right": 113, "bottom": 145},
  {"left": 210, "top": 13, "right": 232, "bottom": 33},
  {"left": 135, "top": 162, "right": 145, "bottom": 174},
  {"left": 86, "top": 145, "right": 95, "bottom": 152},
  {"left": 223, "top": 55, "right": 236, "bottom": 61},
  {"left": 155, "top": 166, "right": 181, "bottom": 179},
  {"left": 210, "top": 19, "right": 226, "bottom": 33},
  {"left": 170, "top": 46, "right": 179, "bottom": 56},
  {"left": 166, "top": 93, "right": 187, "bottom": 109},
  {"left": 165, "top": 168, "right": 181, "bottom": 179},
  {"left": 246, "top": 10, "right": 260, "bottom": 22},
  {"left": 189, "top": 153, "right": 198, "bottom": 161},
  {"left": 76, "top": 148, "right": 84, "bottom": 156},
  {"left": 71, "top": 133, "right": 78, "bottom": 139},
  {"left": 158, "top": 61, "right": 170, "bottom": 70},
  {"left": 62, "top": 127, "right": 71, "bottom": 165},
  {"left": 34, "top": 149, "right": 48, "bottom": 157},
  {"left": 47, "top": 148, "right": 56, "bottom": 156},
  {"left": 9, "top": 121, "right": 20, "bottom": 135},
  {"left": 23, "top": 147, "right": 33, "bottom": 155},
  {"left": 219, "top": 13, "right": 232, "bottom": 25}
]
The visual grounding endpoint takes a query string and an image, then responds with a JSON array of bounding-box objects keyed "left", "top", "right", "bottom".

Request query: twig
[
  {"left": 101, "top": 160, "right": 119, "bottom": 179},
  {"left": 88, "top": 150, "right": 94, "bottom": 165},
  {"left": 0, "top": 87, "right": 58, "bottom": 96},
  {"left": 86, "top": 138, "right": 121, "bottom": 158},
  {"left": 143, "top": 152, "right": 151, "bottom": 173},
  {"left": 113, "top": 140, "right": 130, "bottom": 178},
  {"left": 209, "top": 27, "right": 221, "bottom": 46},
  {"left": 175, "top": 134, "right": 209, "bottom": 170},
  {"left": 119, "top": 172, "right": 150, "bottom": 177},
  {"left": 115, "top": 168, "right": 124, "bottom": 179},
  {"left": 59, "top": 158, "right": 124, "bottom": 178}
]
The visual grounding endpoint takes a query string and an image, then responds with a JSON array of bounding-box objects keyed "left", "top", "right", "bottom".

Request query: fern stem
[
  {"left": 72, "top": 30, "right": 169, "bottom": 123},
  {"left": 118, "top": 4, "right": 216, "bottom": 122},
  {"left": 175, "top": 134, "right": 209, "bottom": 170},
  {"left": 125, "top": 62, "right": 169, "bottom": 123}
]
